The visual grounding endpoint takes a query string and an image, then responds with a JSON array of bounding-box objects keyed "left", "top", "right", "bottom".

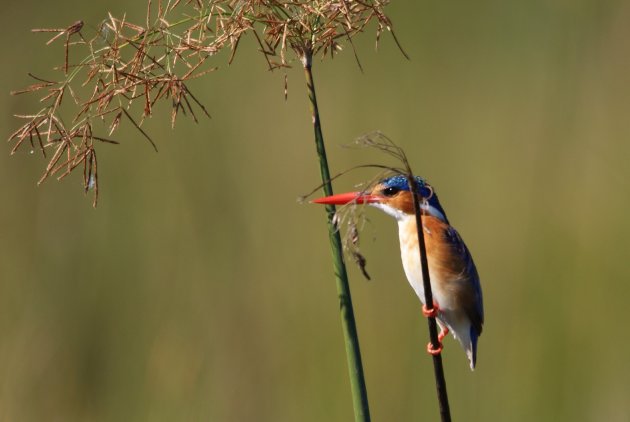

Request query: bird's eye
[{"left": 382, "top": 187, "right": 399, "bottom": 197}]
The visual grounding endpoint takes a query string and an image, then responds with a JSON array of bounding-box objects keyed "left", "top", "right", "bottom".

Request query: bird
[{"left": 313, "top": 174, "right": 484, "bottom": 369}]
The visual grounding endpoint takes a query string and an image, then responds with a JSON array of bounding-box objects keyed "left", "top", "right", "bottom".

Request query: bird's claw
[
  {"left": 422, "top": 302, "right": 440, "bottom": 318},
  {"left": 427, "top": 341, "right": 443, "bottom": 355},
  {"left": 426, "top": 327, "right": 449, "bottom": 356}
]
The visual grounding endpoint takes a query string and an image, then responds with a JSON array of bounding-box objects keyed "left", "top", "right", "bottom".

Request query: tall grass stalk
[{"left": 302, "top": 50, "right": 371, "bottom": 422}]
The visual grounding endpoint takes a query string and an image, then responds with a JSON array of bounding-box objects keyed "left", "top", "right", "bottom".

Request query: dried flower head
[
  {"left": 302, "top": 132, "right": 422, "bottom": 279},
  {"left": 9, "top": 1, "right": 402, "bottom": 205}
]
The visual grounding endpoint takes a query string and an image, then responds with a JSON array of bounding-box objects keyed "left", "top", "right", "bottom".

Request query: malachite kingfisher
[{"left": 313, "top": 175, "right": 484, "bottom": 370}]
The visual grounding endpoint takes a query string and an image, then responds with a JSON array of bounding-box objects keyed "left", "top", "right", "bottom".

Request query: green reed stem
[{"left": 302, "top": 51, "right": 371, "bottom": 422}]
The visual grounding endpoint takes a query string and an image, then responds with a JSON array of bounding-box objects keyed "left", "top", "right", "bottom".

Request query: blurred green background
[{"left": 2, "top": 1, "right": 630, "bottom": 421}]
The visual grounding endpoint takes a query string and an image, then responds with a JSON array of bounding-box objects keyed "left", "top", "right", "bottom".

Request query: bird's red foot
[
  {"left": 426, "top": 327, "right": 449, "bottom": 356},
  {"left": 422, "top": 302, "right": 440, "bottom": 318},
  {"left": 427, "top": 341, "right": 443, "bottom": 355},
  {"left": 438, "top": 327, "right": 449, "bottom": 343}
]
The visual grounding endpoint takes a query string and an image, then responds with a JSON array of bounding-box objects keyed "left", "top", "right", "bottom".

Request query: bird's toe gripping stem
[
  {"left": 426, "top": 327, "right": 449, "bottom": 356},
  {"left": 426, "top": 341, "right": 443, "bottom": 355},
  {"left": 422, "top": 302, "right": 448, "bottom": 356},
  {"left": 422, "top": 301, "right": 440, "bottom": 318}
]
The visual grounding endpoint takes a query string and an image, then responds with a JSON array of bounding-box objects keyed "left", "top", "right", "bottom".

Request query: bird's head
[{"left": 313, "top": 175, "right": 449, "bottom": 223}]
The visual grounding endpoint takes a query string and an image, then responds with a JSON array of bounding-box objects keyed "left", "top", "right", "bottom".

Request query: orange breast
[{"left": 399, "top": 215, "right": 476, "bottom": 312}]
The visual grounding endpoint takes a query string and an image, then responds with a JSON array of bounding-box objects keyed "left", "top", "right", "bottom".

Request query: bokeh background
[{"left": 2, "top": 1, "right": 630, "bottom": 421}]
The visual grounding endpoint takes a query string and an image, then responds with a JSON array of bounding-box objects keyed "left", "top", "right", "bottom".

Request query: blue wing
[
  {"left": 445, "top": 226, "right": 484, "bottom": 335},
  {"left": 443, "top": 225, "right": 483, "bottom": 367}
]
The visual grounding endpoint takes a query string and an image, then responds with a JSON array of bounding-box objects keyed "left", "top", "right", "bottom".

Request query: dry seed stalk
[{"left": 9, "top": 1, "right": 402, "bottom": 206}]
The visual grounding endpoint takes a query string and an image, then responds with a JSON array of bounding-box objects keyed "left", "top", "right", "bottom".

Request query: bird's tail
[
  {"left": 468, "top": 326, "right": 479, "bottom": 370},
  {"left": 446, "top": 319, "right": 479, "bottom": 370}
]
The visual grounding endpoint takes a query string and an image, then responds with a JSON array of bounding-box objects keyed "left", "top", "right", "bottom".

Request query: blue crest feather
[{"left": 381, "top": 175, "right": 449, "bottom": 224}]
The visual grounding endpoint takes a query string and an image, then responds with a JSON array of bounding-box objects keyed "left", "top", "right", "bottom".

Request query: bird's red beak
[{"left": 312, "top": 191, "right": 379, "bottom": 205}]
